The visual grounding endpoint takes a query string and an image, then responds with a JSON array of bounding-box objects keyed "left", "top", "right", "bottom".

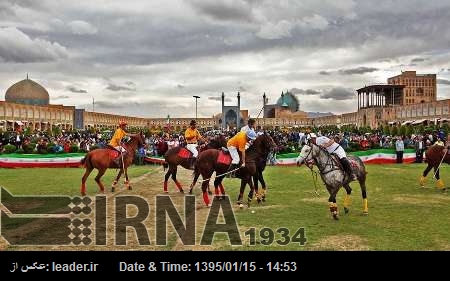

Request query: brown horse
[
  {"left": 80, "top": 133, "right": 145, "bottom": 196},
  {"left": 420, "top": 144, "right": 448, "bottom": 191},
  {"left": 189, "top": 133, "right": 277, "bottom": 208},
  {"left": 162, "top": 134, "right": 227, "bottom": 193}
]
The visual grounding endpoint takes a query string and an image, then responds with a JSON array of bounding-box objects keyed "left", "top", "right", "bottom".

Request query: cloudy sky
[{"left": 1, "top": 0, "right": 450, "bottom": 118}]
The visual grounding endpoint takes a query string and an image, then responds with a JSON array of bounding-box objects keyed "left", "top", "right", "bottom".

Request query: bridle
[{"left": 303, "top": 143, "right": 341, "bottom": 175}]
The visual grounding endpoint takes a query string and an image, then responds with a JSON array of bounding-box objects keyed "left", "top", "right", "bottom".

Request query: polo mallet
[{"left": 433, "top": 150, "right": 447, "bottom": 180}]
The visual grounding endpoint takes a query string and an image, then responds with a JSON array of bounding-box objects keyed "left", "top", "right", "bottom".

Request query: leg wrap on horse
[
  {"left": 419, "top": 176, "right": 426, "bottom": 187},
  {"left": 343, "top": 194, "right": 352, "bottom": 208},
  {"left": 328, "top": 202, "right": 338, "bottom": 216},
  {"left": 436, "top": 179, "right": 445, "bottom": 189},
  {"left": 363, "top": 198, "right": 368, "bottom": 214}
]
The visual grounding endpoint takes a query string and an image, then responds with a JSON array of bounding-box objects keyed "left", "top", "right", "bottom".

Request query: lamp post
[{"left": 193, "top": 95, "right": 200, "bottom": 120}]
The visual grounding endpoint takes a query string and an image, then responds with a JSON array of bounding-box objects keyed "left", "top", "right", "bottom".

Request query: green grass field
[{"left": 1, "top": 163, "right": 449, "bottom": 250}]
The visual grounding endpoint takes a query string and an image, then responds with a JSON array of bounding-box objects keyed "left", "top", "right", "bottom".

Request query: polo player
[
  {"left": 109, "top": 119, "right": 129, "bottom": 167},
  {"left": 184, "top": 120, "right": 204, "bottom": 169}
]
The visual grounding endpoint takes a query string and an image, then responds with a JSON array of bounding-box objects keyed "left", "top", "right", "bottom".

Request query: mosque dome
[
  {"left": 5, "top": 77, "right": 50, "bottom": 105},
  {"left": 276, "top": 91, "right": 299, "bottom": 112}
]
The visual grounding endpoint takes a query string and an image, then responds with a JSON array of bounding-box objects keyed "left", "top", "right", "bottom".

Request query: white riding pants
[
  {"left": 328, "top": 145, "right": 346, "bottom": 159},
  {"left": 186, "top": 143, "right": 199, "bottom": 157},
  {"left": 228, "top": 146, "right": 240, "bottom": 164},
  {"left": 114, "top": 146, "right": 126, "bottom": 153}
]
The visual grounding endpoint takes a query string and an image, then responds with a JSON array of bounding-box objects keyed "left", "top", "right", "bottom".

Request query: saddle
[
  {"left": 106, "top": 145, "right": 125, "bottom": 159},
  {"left": 217, "top": 150, "right": 232, "bottom": 165},
  {"left": 177, "top": 148, "right": 192, "bottom": 159}
]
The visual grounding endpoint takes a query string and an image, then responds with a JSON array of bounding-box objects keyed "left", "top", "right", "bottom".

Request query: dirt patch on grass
[
  {"left": 309, "top": 234, "right": 370, "bottom": 251},
  {"left": 2, "top": 167, "right": 228, "bottom": 251},
  {"left": 392, "top": 194, "right": 450, "bottom": 205}
]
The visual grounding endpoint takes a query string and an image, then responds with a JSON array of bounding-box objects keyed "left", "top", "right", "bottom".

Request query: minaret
[
  {"left": 262, "top": 92, "right": 267, "bottom": 118},
  {"left": 237, "top": 92, "right": 241, "bottom": 129},
  {"left": 221, "top": 92, "right": 225, "bottom": 107},
  {"left": 237, "top": 91, "right": 241, "bottom": 108}
]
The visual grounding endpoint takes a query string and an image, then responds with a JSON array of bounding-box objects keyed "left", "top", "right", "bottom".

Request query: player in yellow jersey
[
  {"left": 184, "top": 120, "right": 204, "bottom": 169},
  {"left": 109, "top": 119, "right": 129, "bottom": 167}
]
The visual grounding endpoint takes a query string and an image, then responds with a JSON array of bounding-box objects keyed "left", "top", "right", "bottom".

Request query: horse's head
[
  {"left": 251, "top": 132, "right": 277, "bottom": 156},
  {"left": 127, "top": 133, "right": 146, "bottom": 149},
  {"left": 296, "top": 144, "right": 316, "bottom": 168},
  {"left": 205, "top": 134, "right": 228, "bottom": 150}
]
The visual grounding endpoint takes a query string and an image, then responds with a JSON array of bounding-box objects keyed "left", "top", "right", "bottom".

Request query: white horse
[{"left": 296, "top": 143, "right": 369, "bottom": 220}]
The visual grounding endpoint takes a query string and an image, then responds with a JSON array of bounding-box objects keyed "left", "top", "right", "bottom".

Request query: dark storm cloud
[
  {"left": 0, "top": 27, "right": 68, "bottom": 63},
  {"left": 91, "top": 101, "right": 126, "bottom": 109},
  {"left": 188, "top": 0, "right": 253, "bottom": 22},
  {"left": 2, "top": 0, "right": 450, "bottom": 117},
  {"left": 437, "top": 79, "right": 450, "bottom": 85},
  {"left": 338, "top": 67, "right": 378, "bottom": 75},
  {"left": 320, "top": 87, "right": 354, "bottom": 100},
  {"left": 106, "top": 83, "right": 136, "bottom": 92},
  {"left": 54, "top": 95, "right": 70, "bottom": 99},
  {"left": 238, "top": 86, "right": 247, "bottom": 92},
  {"left": 67, "top": 86, "right": 87, "bottom": 93},
  {"left": 411, "top": 57, "right": 427, "bottom": 63},
  {"left": 290, "top": 88, "right": 321, "bottom": 96}
]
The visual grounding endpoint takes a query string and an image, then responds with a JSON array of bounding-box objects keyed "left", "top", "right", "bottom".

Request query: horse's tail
[
  {"left": 80, "top": 153, "right": 92, "bottom": 169},
  {"left": 80, "top": 156, "right": 86, "bottom": 167},
  {"left": 191, "top": 162, "right": 201, "bottom": 187}
]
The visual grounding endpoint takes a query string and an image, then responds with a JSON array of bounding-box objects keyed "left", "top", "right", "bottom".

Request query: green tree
[{"left": 390, "top": 126, "right": 398, "bottom": 136}]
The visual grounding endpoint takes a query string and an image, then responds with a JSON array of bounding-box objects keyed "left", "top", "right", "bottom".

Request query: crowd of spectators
[{"left": 1, "top": 125, "right": 448, "bottom": 165}]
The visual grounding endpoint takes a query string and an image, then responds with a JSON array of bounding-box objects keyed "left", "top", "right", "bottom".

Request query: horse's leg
[
  {"left": 434, "top": 166, "right": 446, "bottom": 190},
  {"left": 237, "top": 179, "right": 247, "bottom": 208},
  {"left": 420, "top": 164, "right": 433, "bottom": 187},
  {"left": 163, "top": 164, "right": 173, "bottom": 193},
  {"left": 256, "top": 169, "right": 267, "bottom": 203},
  {"left": 213, "top": 177, "right": 222, "bottom": 200},
  {"left": 358, "top": 177, "right": 369, "bottom": 215},
  {"left": 81, "top": 167, "right": 94, "bottom": 196},
  {"left": 253, "top": 174, "right": 260, "bottom": 203},
  {"left": 247, "top": 175, "right": 256, "bottom": 208},
  {"left": 201, "top": 171, "right": 215, "bottom": 207},
  {"left": 124, "top": 167, "right": 131, "bottom": 191},
  {"left": 218, "top": 178, "right": 226, "bottom": 200},
  {"left": 342, "top": 183, "right": 352, "bottom": 214},
  {"left": 171, "top": 166, "right": 184, "bottom": 193},
  {"left": 94, "top": 168, "right": 107, "bottom": 194},
  {"left": 327, "top": 185, "right": 340, "bottom": 220},
  {"left": 112, "top": 169, "right": 123, "bottom": 193},
  {"left": 189, "top": 168, "right": 200, "bottom": 194}
]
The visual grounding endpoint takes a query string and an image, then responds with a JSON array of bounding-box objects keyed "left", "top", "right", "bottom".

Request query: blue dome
[{"left": 276, "top": 92, "right": 299, "bottom": 112}]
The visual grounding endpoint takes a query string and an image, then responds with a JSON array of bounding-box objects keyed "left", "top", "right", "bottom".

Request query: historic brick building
[{"left": 1, "top": 71, "right": 449, "bottom": 132}]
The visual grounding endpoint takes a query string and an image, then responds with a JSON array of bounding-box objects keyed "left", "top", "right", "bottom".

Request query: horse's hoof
[
  {"left": 111, "top": 187, "right": 115, "bottom": 193},
  {"left": 189, "top": 189, "right": 193, "bottom": 194},
  {"left": 81, "top": 192, "right": 86, "bottom": 197},
  {"left": 206, "top": 204, "right": 212, "bottom": 208},
  {"left": 344, "top": 207, "right": 350, "bottom": 214},
  {"left": 333, "top": 214, "right": 339, "bottom": 220},
  {"left": 208, "top": 191, "right": 213, "bottom": 196},
  {"left": 179, "top": 189, "right": 184, "bottom": 194},
  {"left": 362, "top": 211, "right": 369, "bottom": 216}
]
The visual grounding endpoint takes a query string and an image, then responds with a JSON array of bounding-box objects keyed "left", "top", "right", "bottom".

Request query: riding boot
[
  {"left": 113, "top": 156, "right": 122, "bottom": 168},
  {"left": 341, "top": 157, "right": 356, "bottom": 180},
  {"left": 189, "top": 157, "right": 197, "bottom": 170},
  {"left": 229, "top": 163, "right": 239, "bottom": 178}
]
